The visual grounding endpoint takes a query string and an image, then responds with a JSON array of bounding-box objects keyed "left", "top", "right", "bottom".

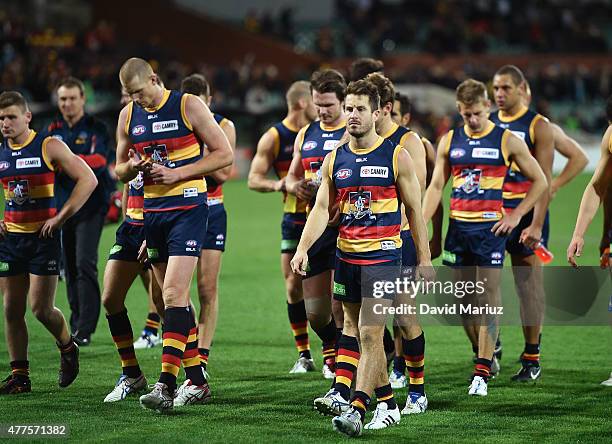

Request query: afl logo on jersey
[
  {"left": 132, "top": 125, "right": 146, "bottom": 136},
  {"left": 450, "top": 148, "right": 465, "bottom": 159},
  {"left": 0, "top": 161, "right": 9, "bottom": 171},
  {"left": 303, "top": 141, "right": 317, "bottom": 151},
  {"left": 335, "top": 168, "right": 352, "bottom": 180}
]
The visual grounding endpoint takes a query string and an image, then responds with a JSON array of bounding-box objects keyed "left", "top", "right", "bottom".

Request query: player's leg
[
  {"left": 195, "top": 248, "right": 222, "bottom": 371},
  {"left": 133, "top": 269, "right": 162, "bottom": 349},
  {"left": 399, "top": 320, "right": 427, "bottom": 414},
  {"left": 102, "top": 258, "right": 147, "bottom": 402},
  {"left": 0, "top": 273, "right": 31, "bottom": 394},
  {"left": 61, "top": 220, "right": 79, "bottom": 334}
]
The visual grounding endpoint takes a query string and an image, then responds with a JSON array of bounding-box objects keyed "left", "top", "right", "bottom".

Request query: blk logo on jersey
[
  {"left": 360, "top": 166, "right": 388, "bottom": 178},
  {"left": 152, "top": 120, "right": 179, "bottom": 133},
  {"left": 144, "top": 144, "right": 169, "bottom": 165},
  {"left": 16, "top": 157, "right": 41, "bottom": 169},
  {"left": 8, "top": 180, "right": 29, "bottom": 205},
  {"left": 460, "top": 169, "right": 482, "bottom": 194},
  {"left": 348, "top": 191, "right": 372, "bottom": 219}
]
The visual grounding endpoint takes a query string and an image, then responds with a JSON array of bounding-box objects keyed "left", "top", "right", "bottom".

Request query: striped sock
[
  {"left": 474, "top": 358, "right": 492, "bottom": 382},
  {"left": 143, "top": 312, "right": 161, "bottom": 336},
  {"left": 287, "top": 301, "right": 311, "bottom": 359},
  {"left": 106, "top": 309, "right": 141, "bottom": 378},
  {"left": 522, "top": 342, "right": 540, "bottom": 367},
  {"left": 350, "top": 391, "right": 370, "bottom": 422},
  {"left": 312, "top": 319, "right": 337, "bottom": 371},
  {"left": 10, "top": 360, "right": 29, "bottom": 380},
  {"left": 159, "top": 307, "right": 190, "bottom": 392},
  {"left": 374, "top": 383, "right": 397, "bottom": 409},
  {"left": 198, "top": 348, "right": 210, "bottom": 370},
  {"left": 403, "top": 332, "right": 425, "bottom": 395},
  {"left": 333, "top": 335, "right": 360, "bottom": 400},
  {"left": 182, "top": 313, "right": 206, "bottom": 385}
]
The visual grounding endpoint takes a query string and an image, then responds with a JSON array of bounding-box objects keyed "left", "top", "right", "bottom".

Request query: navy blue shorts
[
  {"left": 442, "top": 220, "right": 507, "bottom": 267},
  {"left": 0, "top": 232, "right": 60, "bottom": 276},
  {"left": 109, "top": 221, "right": 145, "bottom": 262},
  {"left": 144, "top": 204, "right": 208, "bottom": 263},
  {"left": 505, "top": 209, "right": 550, "bottom": 257},
  {"left": 281, "top": 212, "right": 306, "bottom": 253},
  {"left": 333, "top": 259, "right": 401, "bottom": 303},
  {"left": 203, "top": 203, "right": 227, "bottom": 252},
  {"left": 305, "top": 226, "right": 337, "bottom": 279},
  {"left": 401, "top": 229, "right": 417, "bottom": 267}
]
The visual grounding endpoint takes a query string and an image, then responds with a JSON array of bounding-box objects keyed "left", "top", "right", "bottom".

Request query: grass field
[{"left": 1, "top": 174, "right": 612, "bottom": 443}]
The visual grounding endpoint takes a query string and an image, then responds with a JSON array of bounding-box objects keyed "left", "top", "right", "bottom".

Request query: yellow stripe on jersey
[
  {"left": 392, "top": 145, "right": 402, "bottom": 180},
  {"left": 124, "top": 102, "right": 134, "bottom": 136},
  {"left": 501, "top": 130, "right": 511, "bottom": 166},
  {"left": 145, "top": 179, "right": 206, "bottom": 199},
  {"left": 169, "top": 143, "right": 200, "bottom": 162},
  {"left": 443, "top": 130, "right": 454, "bottom": 155},
  {"left": 328, "top": 148, "right": 338, "bottom": 180},
  {"left": 337, "top": 236, "right": 402, "bottom": 253},
  {"left": 339, "top": 198, "right": 398, "bottom": 215},
  {"left": 180, "top": 93, "right": 193, "bottom": 131},
  {"left": 283, "top": 194, "right": 308, "bottom": 213},
  {"left": 41, "top": 137, "right": 55, "bottom": 171},
  {"left": 5, "top": 221, "right": 45, "bottom": 233},
  {"left": 452, "top": 176, "right": 504, "bottom": 190},
  {"left": 529, "top": 114, "right": 544, "bottom": 146},
  {"left": 450, "top": 210, "right": 502, "bottom": 222},
  {"left": 270, "top": 127, "right": 281, "bottom": 159},
  {"left": 4, "top": 184, "right": 54, "bottom": 201},
  {"left": 126, "top": 207, "right": 143, "bottom": 220},
  {"left": 502, "top": 191, "right": 526, "bottom": 201}
]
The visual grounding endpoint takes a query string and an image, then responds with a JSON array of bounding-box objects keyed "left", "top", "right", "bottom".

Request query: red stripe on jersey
[
  {"left": 1, "top": 172, "right": 55, "bottom": 187},
  {"left": 79, "top": 153, "right": 107, "bottom": 169},
  {"left": 503, "top": 181, "right": 531, "bottom": 193},
  {"left": 208, "top": 184, "right": 223, "bottom": 198},
  {"left": 337, "top": 185, "right": 398, "bottom": 201},
  {"left": 5, "top": 208, "right": 57, "bottom": 223},
  {"left": 451, "top": 164, "right": 507, "bottom": 178},
  {"left": 127, "top": 195, "right": 144, "bottom": 210},
  {"left": 339, "top": 224, "right": 401, "bottom": 240},
  {"left": 450, "top": 198, "right": 501, "bottom": 212},
  {"left": 133, "top": 133, "right": 198, "bottom": 153},
  {"left": 273, "top": 159, "right": 292, "bottom": 174},
  {"left": 339, "top": 257, "right": 392, "bottom": 265},
  {"left": 144, "top": 204, "right": 198, "bottom": 213}
]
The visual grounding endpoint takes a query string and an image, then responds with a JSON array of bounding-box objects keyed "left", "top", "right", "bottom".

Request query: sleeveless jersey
[
  {"left": 298, "top": 120, "right": 346, "bottom": 213},
  {"left": 126, "top": 89, "right": 206, "bottom": 212},
  {"left": 269, "top": 119, "right": 307, "bottom": 214},
  {"left": 204, "top": 113, "right": 229, "bottom": 206},
  {"left": 490, "top": 107, "right": 545, "bottom": 209},
  {"left": 445, "top": 122, "right": 511, "bottom": 223},
  {"left": 125, "top": 171, "right": 144, "bottom": 225},
  {"left": 331, "top": 137, "right": 403, "bottom": 264},
  {"left": 0, "top": 131, "right": 56, "bottom": 233}
]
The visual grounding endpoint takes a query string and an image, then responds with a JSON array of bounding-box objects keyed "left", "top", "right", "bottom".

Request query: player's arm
[
  {"left": 568, "top": 126, "right": 612, "bottom": 267},
  {"left": 39, "top": 138, "right": 98, "bottom": 238},
  {"left": 423, "top": 137, "right": 443, "bottom": 258},
  {"left": 285, "top": 127, "right": 315, "bottom": 201},
  {"left": 207, "top": 119, "right": 236, "bottom": 184},
  {"left": 550, "top": 123, "right": 588, "bottom": 197},
  {"left": 492, "top": 132, "right": 547, "bottom": 237},
  {"left": 422, "top": 132, "right": 451, "bottom": 224},
  {"left": 114, "top": 106, "right": 149, "bottom": 183},
  {"left": 528, "top": 117, "right": 554, "bottom": 229},
  {"left": 248, "top": 128, "right": 284, "bottom": 192},
  {"left": 402, "top": 132, "right": 426, "bottom": 192},
  {"left": 290, "top": 153, "right": 335, "bottom": 275},
  {"left": 149, "top": 95, "right": 232, "bottom": 184},
  {"left": 396, "top": 148, "right": 432, "bottom": 266}
]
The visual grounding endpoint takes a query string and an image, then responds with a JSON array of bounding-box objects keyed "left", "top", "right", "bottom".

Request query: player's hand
[
  {"left": 274, "top": 178, "right": 286, "bottom": 193},
  {"left": 429, "top": 236, "right": 442, "bottom": 260},
  {"left": 567, "top": 235, "right": 584, "bottom": 268},
  {"left": 149, "top": 164, "right": 183, "bottom": 185},
  {"left": 128, "top": 149, "right": 152, "bottom": 174},
  {"left": 0, "top": 220, "right": 6, "bottom": 238},
  {"left": 519, "top": 225, "right": 542, "bottom": 250},
  {"left": 137, "top": 240, "right": 148, "bottom": 263},
  {"left": 328, "top": 203, "right": 341, "bottom": 227},
  {"left": 39, "top": 215, "right": 63, "bottom": 238},
  {"left": 491, "top": 213, "right": 521, "bottom": 237},
  {"left": 296, "top": 179, "right": 317, "bottom": 201},
  {"left": 290, "top": 249, "right": 309, "bottom": 276},
  {"left": 416, "top": 260, "right": 435, "bottom": 282}
]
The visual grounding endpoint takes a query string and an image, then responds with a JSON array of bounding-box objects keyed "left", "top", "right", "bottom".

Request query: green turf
[{"left": 1, "top": 174, "right": 612, "bottom": 443}]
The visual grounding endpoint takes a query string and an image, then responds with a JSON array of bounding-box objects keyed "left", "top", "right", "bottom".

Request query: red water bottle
[{"left": 533, "top": 242, "right": 553, "bottom": 264}]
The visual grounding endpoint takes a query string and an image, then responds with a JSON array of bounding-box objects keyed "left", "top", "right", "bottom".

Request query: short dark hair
[
  {"left": 495, "top": 65, "right": 526, "bottom": 87},
  {"left": 456, "top": 79, "right": 488, "bottom": 105},
  {"left": 349, "top": 58, "right": 384, "bottom": 82},
  {"left": 0, "top": 91, "right": 28, "bottom": 112},
  {"left": 57, "top": 76, "right": 85, "bottom": 96},
  {"left": 395, "top": 92, "right": 411, "bottom": 115},
  {"left": 310, "top": 69, "right": 347, "bottom": 102},
  {"left": 346, "top": 79, "right": 380, "bottom": 112},
  {"left": 365, "top": 73, "right": 394, "bottom": 107},
  {"left": 181, "top": 73, "right": 211, "bottom": 99},
  {"left": 606, "top": 94, "right": 612, "bottom": 123}
]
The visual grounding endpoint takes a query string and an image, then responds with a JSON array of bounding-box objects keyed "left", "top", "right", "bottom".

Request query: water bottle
[{"left": 533, "top": 242, "right": 553, "bottom": 264}]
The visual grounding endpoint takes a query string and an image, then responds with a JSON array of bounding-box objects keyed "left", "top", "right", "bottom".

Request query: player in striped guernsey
[
  {"left": 292, "top": 79, "right": 432, "bottom": 436},
  {"left": 116, "top": 58, "right": 232, "bottom": 412},
  {"left": 491, "top": 65, "right": 554, "bottom": 382},
  {"left": 567, "top": 95, "right": 612, "bottom": 385},
  {"left": 422, "top": 79, "right": 547, "bottom": 397},
  {"left": 286, "top": 69, "right": 348, "bottom": 380},
  {"left": 248, "top": 81, "right": 318, "bottom": 373},
  {"left": 180, "top": 74, "right": 236, "bottom": 380},
  {"left": 0, "top": 91, "right": 97, "bottom": 394}
]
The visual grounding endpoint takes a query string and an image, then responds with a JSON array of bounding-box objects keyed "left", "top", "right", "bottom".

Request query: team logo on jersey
[
  {"left": 323, "top": 140, "right": 338, "bottom": 151},
  {"left": 348, "top": 191, "right": 372, "bottom": 219},
  {"left": 147, "top": 114, "right": 158, "bottom": 120},
  {"left": 450, "top": 148, "right": 465, "bottom": 158},
  {"left": 129, "top": 172, "right": 144, "bottom": 190},
  {"left": 8, "top": 180, "right": 29, "bottom": 205},
  {"left": 16, "top": 157, "right": 41, "bottom": 169},
  {"left": 132, "top": 125, "right": 146, "bottom": 136},
  {"left": 0, "top": 161, "right": 9, "bottom": 171},
  {"left": 152, "top": 120, "right": 179, "bottom": 133},
  {"left": 472, "top": 148, "right": 499, "bottom": 159},
  {"left": 360, "top": 166, "right": 388, "bottom": 178},
  {"left": 144, "top": 143, "right": 169, "bottom": 165},
  {"left": 335, "top": 168, "right": 352, "bottom": 180},
  {"left": 303, "top": 141, "right": 317, "bottom": 151},
  {"left": 460, "top": 169, "right": 482, "bottom": 194}
]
